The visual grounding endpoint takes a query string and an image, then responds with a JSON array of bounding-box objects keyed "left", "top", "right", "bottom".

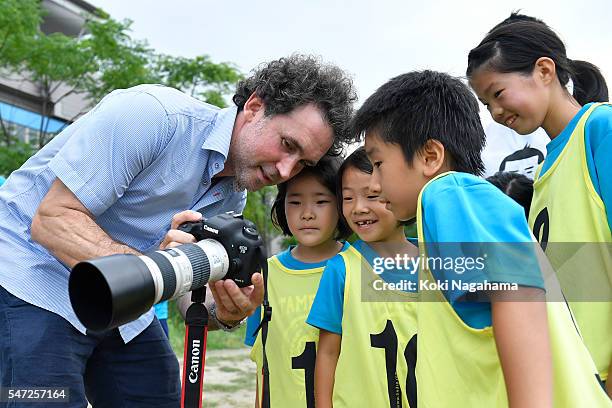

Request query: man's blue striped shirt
[{"left": 0, "top": 85, "right": 246, "bottom": 342}]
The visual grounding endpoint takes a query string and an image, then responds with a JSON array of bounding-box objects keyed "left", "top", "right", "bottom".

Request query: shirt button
[{"left": 214, "top": 163, "right": 220, "bottom": 169}]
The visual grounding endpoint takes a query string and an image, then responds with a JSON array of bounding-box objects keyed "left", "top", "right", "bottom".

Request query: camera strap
[
  {"left": 253, "top": 248, "right": 272, "bottom": 408},
  {"left": 181, "top": 288, "right": 209, "bottom": 408}
]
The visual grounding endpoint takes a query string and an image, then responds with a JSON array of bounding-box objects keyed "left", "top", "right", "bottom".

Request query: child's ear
[
  {"left": 418, "top": 139, "right": 447, "bottom": 177},
  {"left": 534, "top": 57, "right": 557, "bottom": 86}
]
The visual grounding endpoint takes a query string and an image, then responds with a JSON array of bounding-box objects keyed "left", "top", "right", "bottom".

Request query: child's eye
[
  {"left": 316, "top": 200, "right": 331, "bottom": 205},
  {"left": 342, "top": 197, "right": 353, "bottom": 202},
  {"left": 494, "top": 89, "right": 503, "bottom": 98},
  {"left": 373, "top": 161, "right": 382, "bottom": 168},
  {"left": 287, "top": 201, "right": 300, "bottom": 205}
]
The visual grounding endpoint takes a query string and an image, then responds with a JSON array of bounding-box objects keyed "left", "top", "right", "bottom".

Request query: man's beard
[
  {"left": 231, "top": 161, "right": 263, "bottom": 192},
  {"left": 232, "top": 171, "right": 260, "bottom": 192},
  {"left": 227, "top": 118, "right": 268, "bottom": 192}
]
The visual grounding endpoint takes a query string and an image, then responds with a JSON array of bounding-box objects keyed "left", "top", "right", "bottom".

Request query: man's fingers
[
  {"left": 249, "top": 273, "right": 265, "bottom": 310},
  {"left": 212, "top": 280, "right": 240, "bottom": 314},
  {"left": 160, "top": 229, "right": 197, "bottom": 249},
  {"left": 223, "top": 280, "right": 252, "bottom": 313},
  {"left": 170, "top": 210, "right": 202, "bottom": 230}
]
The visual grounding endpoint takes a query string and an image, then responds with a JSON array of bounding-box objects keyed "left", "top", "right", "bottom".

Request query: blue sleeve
[
  {"left": 305, "top": 255, "right": 346, "bottom": 335},
  {"left": 585, "top": 106, "right": 612, "bottom": 231},
  {"left": 48, "top": 91, "right": 170, "bottom": 216},
  {"left": 244, "top": 306, "right": 261, "bottom": 347},
  {"left": 422, "top": 175, "right": 545, "bottom": 302},
  {"left": 153, "top": 301, "right": 168, "bottom": 320}
]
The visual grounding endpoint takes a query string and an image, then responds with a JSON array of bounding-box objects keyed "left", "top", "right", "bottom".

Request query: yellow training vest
[
  {"left": 529, "top": 103, "right": 612, "bottom": 380},
  {"left": 333, "top": 245, "right": 418, "bottom": 408},
  {"left": 251, "top": 255, "right": 326, "bottom": 407},
  {"left": 416, "top": 172, "right": 610, "bottom": 407}
]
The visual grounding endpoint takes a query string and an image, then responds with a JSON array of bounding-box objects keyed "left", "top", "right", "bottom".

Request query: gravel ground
[{"left": 181, "top": 348, "right": 256, "bottom": 408}]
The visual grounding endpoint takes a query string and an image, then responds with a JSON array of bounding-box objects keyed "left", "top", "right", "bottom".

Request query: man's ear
[
  {"left": 242, "top": 92, "right": 265, "bottom": 122},
  {"left": 534, "top": 57, "right": 557, "bottom": 86},
  {"left": 418, "top": 139, "right": 446, "bottom": 177}
]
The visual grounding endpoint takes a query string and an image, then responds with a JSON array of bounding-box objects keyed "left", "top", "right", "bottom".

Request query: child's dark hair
[
  {"left": 572, "top": 60, "right": 609, "bottom": 104},
  {"left": 352, "top": 70, "right": 486, "bottom": 175},
  {"left": 271, "top": 154, "right": 351, "bottom": 239},
  {"left": 467, "top": 12, "right": 606, "bottom": 106},
  {"left": 486, "top": 171, "right": 533, "bottom": 219}
]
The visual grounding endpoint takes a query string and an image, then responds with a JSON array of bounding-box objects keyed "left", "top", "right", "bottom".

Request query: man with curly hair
[{"left": 0, "top": 54, "right": 356, "bottom": 406}]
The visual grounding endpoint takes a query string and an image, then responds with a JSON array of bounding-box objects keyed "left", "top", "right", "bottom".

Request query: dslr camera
[{"left": 69, "top": 211, "right": 264, "bottom": 331}]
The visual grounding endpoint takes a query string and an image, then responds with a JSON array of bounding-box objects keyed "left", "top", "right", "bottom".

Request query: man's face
[{"left": 229, "top": 101, "right": 334, "bottom": 191}]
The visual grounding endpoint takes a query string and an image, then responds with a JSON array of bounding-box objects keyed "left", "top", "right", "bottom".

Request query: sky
[{"left": 89, "top": 0, "right": 612, "bottom": 126}]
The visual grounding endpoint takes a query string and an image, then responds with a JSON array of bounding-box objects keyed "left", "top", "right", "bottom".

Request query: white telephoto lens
[{"left": 195, "top": 239, "right": 229, "bottom": 282}]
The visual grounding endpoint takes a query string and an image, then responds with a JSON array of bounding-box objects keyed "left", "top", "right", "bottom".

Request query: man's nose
[{"left": 277, "top": 156, "right": 302, "bottom": 181}]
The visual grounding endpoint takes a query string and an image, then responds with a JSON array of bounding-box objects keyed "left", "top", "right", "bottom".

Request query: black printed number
[
  {"left": 292, "top": 341, "right": 316, "bottom": 408},
  {"left": 532, "top": 207, "right": 550, "bottom": 251},
  {"left": 371, "top": 320, "right": 417, "bottom": 408}
]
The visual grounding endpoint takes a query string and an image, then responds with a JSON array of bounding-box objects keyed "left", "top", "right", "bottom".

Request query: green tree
[
  {"left": 81, "top": 17, "right": 158, "bottom": 104},
  {"left": 0, "top": 134, "right": 34, "bottom": 176},
  {"left": 0, "top": 0, "right": 243, "bottom": 174},
  {"left": 242, "top": 186, "right": 280, "bottom": 255},
  {"left": 155, "top": 54, "right": 243, "bottom": 107},
  {"left": 0, "top": 0, "right": 42, "bottom": 145},
  {"left": 0, "top": 0, "right": 41, "bottom": 67}
]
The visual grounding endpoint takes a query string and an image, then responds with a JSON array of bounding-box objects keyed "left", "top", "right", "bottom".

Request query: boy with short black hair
[{"left": 358, "top": 70, "right": 610, "bottom": 407}]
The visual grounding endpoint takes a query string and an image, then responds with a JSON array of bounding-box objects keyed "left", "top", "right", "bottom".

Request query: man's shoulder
[{"left": 128, "top": 84, "right": 221, "bottom": 119}]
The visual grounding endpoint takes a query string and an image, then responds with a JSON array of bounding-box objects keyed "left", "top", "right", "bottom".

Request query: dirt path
[{"left": 180, "top": 348, "right": 257, "bottom": 408}]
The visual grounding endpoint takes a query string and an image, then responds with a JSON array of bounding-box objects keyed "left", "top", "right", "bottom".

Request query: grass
[{"left": 167, "top": 299, "right": 248, "bottom": 356}]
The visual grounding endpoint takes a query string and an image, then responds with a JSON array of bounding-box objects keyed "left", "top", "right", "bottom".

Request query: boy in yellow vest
[{"left": 359, "top": 70, "right": 610, "bottom": 407}]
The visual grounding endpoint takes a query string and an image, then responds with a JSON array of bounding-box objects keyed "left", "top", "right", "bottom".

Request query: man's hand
[
  {"left": 209, "top": 273, "right": 264, "bottom": 325},
  {"left": 159, "top": 210, "right": 202, "bottom": 250},
  {"left": 163, "top": 210, "right": 265, "bottom": 328}
]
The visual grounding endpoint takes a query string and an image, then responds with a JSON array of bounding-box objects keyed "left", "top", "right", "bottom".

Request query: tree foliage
[
  {"left": 0, "top": 0, "right": 41, "bottom": 66},
  {"left": 0, "top": 0, "right": 243, "bottom": 173},
  {"left": 242, "top": 186, "right": 280, "bottom": 255},
  {"left": 155, "top": 55, "right": 243, "bottom": 107}
]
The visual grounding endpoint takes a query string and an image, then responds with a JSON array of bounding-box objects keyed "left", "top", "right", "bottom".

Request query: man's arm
[{"left": 31, "top": 178, "right": 140, "bottom": 268}]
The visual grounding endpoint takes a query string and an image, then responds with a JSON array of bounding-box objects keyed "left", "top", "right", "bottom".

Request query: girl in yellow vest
[
  {"left": 468, "top": 12, "right": 612, "bottom": 397},
  {"left": 360, "top": 70, "right": 610, "bottom": 407},
  {"left": 244, "top": 154, "right": 351, "bottom": 407},
  {"left": 307, "top": 147, "right": 420, "bottom": 407}
]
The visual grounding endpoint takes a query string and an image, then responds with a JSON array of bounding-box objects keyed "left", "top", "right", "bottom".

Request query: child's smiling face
[
  {"left": 469, "top": 67, "right": 549, "bottom": 135},
  {"left": 365, "top": 133, "right": 429, "bottom": 222},
  {"left": 341, "top": 167, "right": 401, "bottom": 243}
]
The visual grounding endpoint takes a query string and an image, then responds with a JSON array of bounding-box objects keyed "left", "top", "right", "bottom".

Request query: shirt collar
[{"left": 201, "top": 105, "right": 237, "bottom": 160}]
